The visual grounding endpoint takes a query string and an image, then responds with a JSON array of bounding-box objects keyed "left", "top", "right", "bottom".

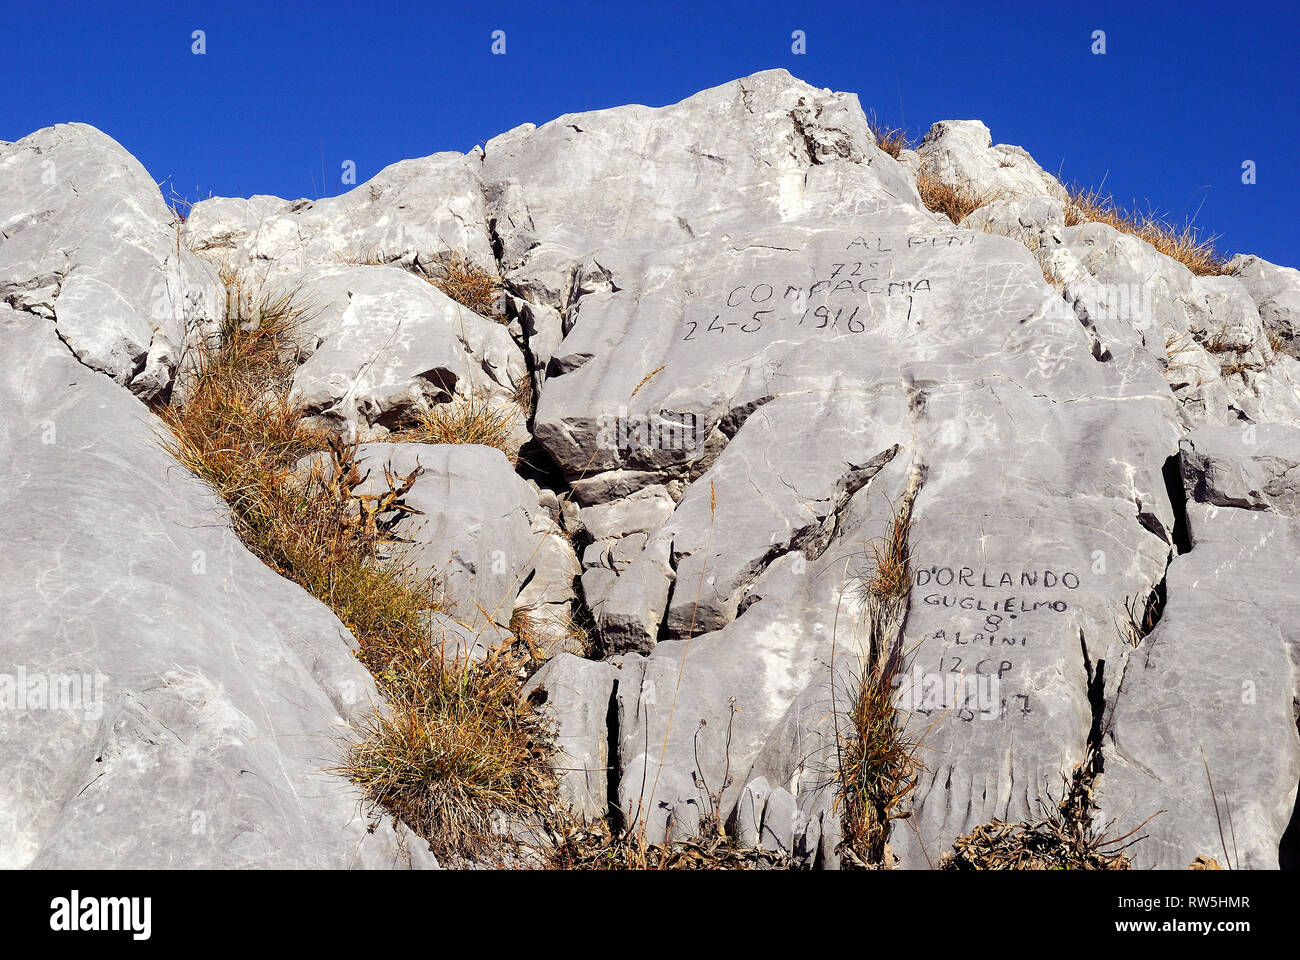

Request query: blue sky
[{"left": 8, "top": 0, "right": 1298, "bottom": 265}]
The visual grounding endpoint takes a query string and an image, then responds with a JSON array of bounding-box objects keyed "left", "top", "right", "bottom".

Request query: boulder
[
  {"left": 0, "top": 124, "right": 222, "bottom": 400},
  {"left": 0, "top": 306, "right": 432, "bottom": 869},
  {"left": 183, "top": 151, "right": 495, "bottom": 281},
  {"left": 522, "top": 654, "right": 618, "bottom": 821},
  {"left": 1180, "top": 424, "right": 1300, "bottom": 514},
  {"left": 307, "top": 442, "right": 541, "bottom": 628},
  {"left": 915, "top": 119, "right": 1067, "bottom": 202},
  {"left": 1230, "top": 254, "right": 1300, "bottom": 359},
  {"left": 1057, "top": 222, "right": 1300, "bottom": 427},
  {"left": 277, "top": 263, "right": 525, "bottom": 436}
]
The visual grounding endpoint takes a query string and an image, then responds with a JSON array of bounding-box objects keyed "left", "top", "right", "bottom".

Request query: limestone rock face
[
  {"left": 4, "top": 69, "right": 1299, "bottom": 870},
  {"left": 484, "top": 72, "right": 1299, "bottom": 863},
  {"left": 182, "top": 151, "right": 495, "bottom": 281},
  {"left": 340, "top": 442, "right": 541, "bottom": 628},
  {"left": 1231, "top": 254, "right": 1300, "bottom": 358},
  {"left": 0, "top": 307, "right": 431, "bottom": 869},
  {"left": 1180, "top": 424, "right": 1300, "bottom": 514},
  {"left": 1095, "top": 427, "right": 1300, "bottom": 868},
  {"left": 916, "top": 119, "right": 1068, "bottom": 202},
  {"left": 280, "top": 264, "right": 526, "bottom": 436},
  {"left": 481, "top": 69, "right": 928, "bottom": 365},
  {"left": 0, "top": 124, "right": 223, "bottom": 400},
  {"left": 1050, "top": 223, "right": 1300, "bottom": 428},
  {"left": 522, "top": 655, "right": 618, "bottom": 822}
]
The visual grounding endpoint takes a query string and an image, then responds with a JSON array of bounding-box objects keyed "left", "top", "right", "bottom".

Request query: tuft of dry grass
[
  {"left": 160, "top": 271, "right": 558, "bottom": 862},
  {"left": 1118, "top": 592, "right": 1162, "bottom": 649},
  {"left": 867, "top": 114, "right": 912, "bottom": 159},
  {"left": 940, "top": 814, "right": 1133, "bottom": 870},
  {"left": 424, "top": 251, "right": 503, "bottom": 320},
  {"left": 837, "top": 507, "right": 924, "bottom": 868},
  {"left": 861, "top": 510, "right": 913, "bottom": 607},
  {"left": 510, "top": 604, "right": 590, "bottom": 661},
  {"left": 1203, "top": 332, "right": 1249, "bottom": 355},
  {"left": 1039, "top": 256, "right": 1069, "bottom": 292},
  {"left": 511, "top": 372, "right": 536, "bottom": 420},
  {"left": 340, "top": 643, "right": 558, "bottom": 862},
  {"left": 396, "top": 394, "right": 521, "bottom": 463},
  {"left": 1063, "top": 185, "right": 1228, "bottom": 276},
  {"left": 1163, "top": 330, "right": 1198, "bottom": 381},
  {"left": 549, "top": 815, "right": 792, "bottom": 870},
  {"left": 549, "top": 818, "right": 792, "bottom": 870},
  {"left": 916, "top": 167, "right": 996, "bottom": 224},
  {"left": 836, "top": 648, "right": 921, "bottom": 868},
  {"left": 335, "top": 248, "right": 391, "bottom": 267},
  {"left": 160, "top": 282, "right": 441, "bottom": 679},
  {"left": 940, "top": 755, "right": 1150, "bottom": 870},
  {"left": 161, "top": 282, "right": 323, "bottom": 534}
]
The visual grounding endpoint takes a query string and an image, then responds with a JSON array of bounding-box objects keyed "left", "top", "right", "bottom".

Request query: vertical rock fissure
[
  {"left": 604, "top": 675, "right": 623, "bottom": 829},
  {"left": 1079, "top": 629, "right": 1108, "bottom": 777},
  {"left": 1279, "top": 717, "right": 1300, "bottom": 869},
  {"left": 653, "top": 548, "right": 680, "bottom": 647},
  {"left": 1162, "top": 452, "right": 1193, "bottom": 555}
]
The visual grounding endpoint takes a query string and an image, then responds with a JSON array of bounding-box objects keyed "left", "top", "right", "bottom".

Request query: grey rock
[
  {"left": 581, "top": 539, "right": 616, "bottom": 571},
  {"left": 516, "top": 529, "right": 581, "bottom": 608},
  {"left": 280, "top": 264, "right": 525, "bottom": 436},
  {"left": 571, "top": 470, "right": 680, "bottom": 507},
  {"left": 9, "top": 71, "right": 1300, "bottom": 870},
  {"left": 967, "top": 195, "right": 1066, "bottom": 250},
  {"left": 758, "top": 784, "right": 800, "bottom": 857},
  {"left": 517, "top": 148, "right": 1187, "bottom": 857},
  {"left": 731, "top": 776, "right": 800, "bottom": 857},
  {"left": 1230, "top": 253, "right": 1300, "bottom": 358},
  {"left": 916, "top": 120, "right": 1067, "bottom": 203},
  {"left": 580, "top": 567, "right": 619, "bottom": 617},
  {"left": 1096, "top": 502, "right": 1300, "bottom": 869},
  {"left": 594, "top": 536, "right": 674, "bottom": 654},
  {"left": 522, "top": 654, "right": 618, "bottom": 821},
  {"left": 610, "top": 533, "right": 648, "bottom": 567},
  {"left": 578, "top": 486, "right": 675, "bottom": 541},
  {"left": 514, "top": 527, "right": 585, "bottom": 660},
  {"left": 0, "top": 306, "right": 432, "bottom": 869},
  {"left": 483, "top": 69, "right": 927, "bottom": 313},
  {"left": 1058, "top": 222, "right": 1300, "bottom": 427},
  {"left": 533, "top": 485, "right": 562, "bottom": 521},
  {"left": 183, "top": 152, "right": 494, "bottom": 281},
  {"left": 308, "top": 442, "right": 540, "bottom": 628},
  {"left": 732, "top": 776, "right": 772, "bottom": 848},
  {"left": 1180, "top": 424, "right": 1300, "bottom": 515},
  {"left": 0, "top": 124, "right": 222, "bottom": 399}
]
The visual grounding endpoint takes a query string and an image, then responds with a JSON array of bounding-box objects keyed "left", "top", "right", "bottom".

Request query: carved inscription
[
  {"left": 906, "top": 564, "right": 1084, "bottom": 723},
  {"left": 681, "top": 235, "right": 969, "bottom": 342}
]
